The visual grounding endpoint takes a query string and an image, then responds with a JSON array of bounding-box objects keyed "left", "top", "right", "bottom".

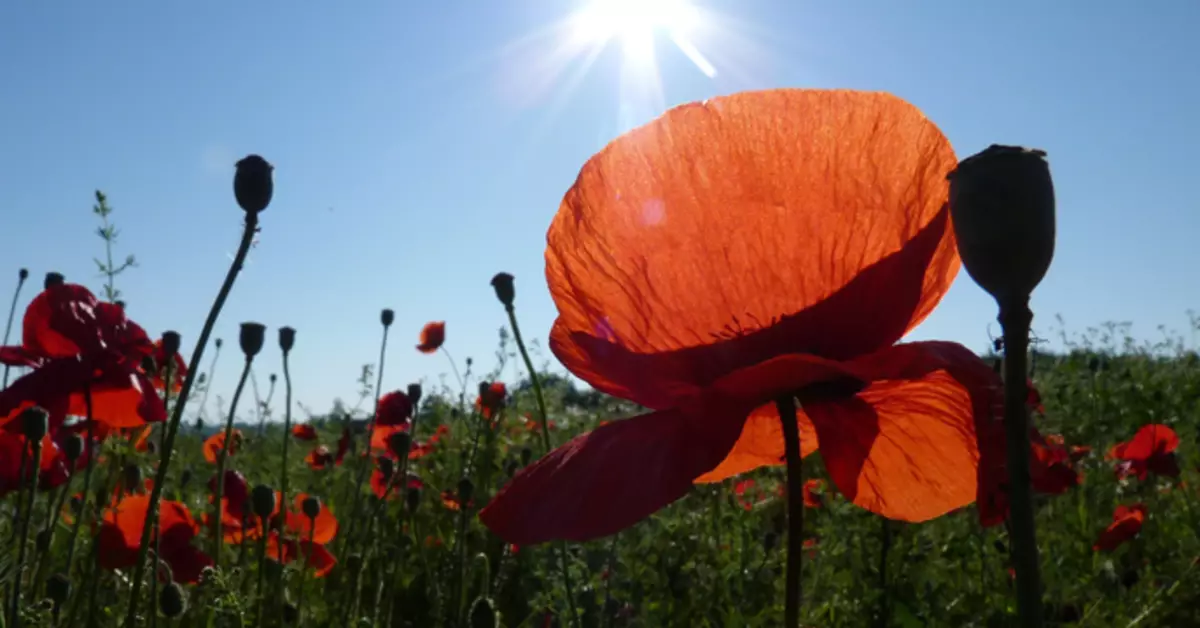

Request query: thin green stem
[
  {"left": 341, "top": 323, "right": 389, "bottom": 560},
  {"left": 211, "top": 358, "right": 255, "bottom": 563},
  {"left": 150, "top": 364, "right": 174, "bottom": 628},
  {"left": 1, "top": 271, "right": 27, "bottom": 388},
  {"left": 254, "top": 518, "right": 268, "bottom": 628},
  {"left": 196, "top": 342, "right": 222, "bottom": 423},
  {"left": 775, "top": 395, "right": 803, "bottom": 628},
  {"left": 998, "top": 297, "right": 1044, "bottom": 627},
  {"left": 125, "top": 212, "right": 259, "bottom": 628},
  {"left": 277, "top": 349, "right": 293, "bottom": 613},
  {"left": 10, "top": 436, "right": 44, "bottom": 627},
  {"left": 63, "top": 390, "right": 97, "bottom": 576},
  {"left": 503, "top": 304, "right": 579, "bottom": 627}
]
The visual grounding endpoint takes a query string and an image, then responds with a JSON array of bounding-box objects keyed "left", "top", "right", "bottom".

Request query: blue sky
[{"left": 1, "top": 1, "right": 1197, "bottom": 420}]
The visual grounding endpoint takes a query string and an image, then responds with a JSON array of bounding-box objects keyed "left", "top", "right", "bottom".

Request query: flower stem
[
  {"left": 125, "top": 212, "right": 259, "bottom": 628},
  {"left": 150, "top": 365, "right": 174, "bottom": 628},
  {"left": 10, "top": 435, "right": 44, "bottom": 627},
  {"left": 211, "top": 358, "right": 254, "bottom": 562},
  {"left": 503, "top": 304, "right": 579, "bottom": 627},
  {"left": 775, "top": 394, "right": 803, "bottom": 628},
  {"left": 63, "top": 389, "right": 96, "bottom": 576},
  {"left": 254, "top": 519, "right": 268, "bottom": 628},
  {"left": 998, "top": 297, "right": 1044, "bottom": 627},
  {"left": 277, "top": 347, "right": 294, "bottom": 612},
  {"left": 1, "top": 269, "right": 28, "bottom": 388},
  {"left": 196, "top": 341, "right": 223, "bottom": 423},
  {"left": 340, "top": 323, "right": 390, "bottom": 562}
]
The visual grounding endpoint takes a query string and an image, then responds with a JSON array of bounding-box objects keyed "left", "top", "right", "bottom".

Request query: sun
[{"left": 569, "top": 0, "right": 715, "bottom": 76}]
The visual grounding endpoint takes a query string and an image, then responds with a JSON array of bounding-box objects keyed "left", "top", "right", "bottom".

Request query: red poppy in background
[
  {"left": 0, "top": 283, "right": 164, "bottom": 431},
  {"left": 480, "top": 89, "right": 1004, "bottom": 546},
  {"left": 292, "top": 424, "right": 318, "bottom": 441},
  {"left": 151, "top": 337, "right": 188, "bottom": 392},
  {"left": 206, "top": 470, "right": 250, "bottom": 542},
  {"left": 441, "top": 489, "right": 471, "bottom": 511},
  {"left": 416, "top": 322, "right": 445, "bottom": 354},
  {"left": 476, "top": 382, "right": 507, "bottom": 420},
  {"left": 371, "top": 468, "right": 423, "bottom": 500},
  {"left": 0, "top": 430, "right": 74, "bottom": 496},
  {"left": 803, "top": 479, "right": 825, "bottom": 509},
  {"left": 1029, "top": 435, "right": 1082, "bottom": 495},
  {"left": 1109, "top": 424, "right": 1180, "bottom": 480},
  {"left": 98, "top": 494, "right": 212, "bottom": 583},
  {"left": 1093, "top": 503, "right": 1147, "bottom": 552},
  {"left": 376, "top": 391, "right": 412, "bottom": 426},
  {"left": 265, "top": 533, "right": 337, "bottom": 577},
  {"left": 203, "top": 430, "right": 242, "bottom": 464},
  {"left": 306, "top": 445, "right": 334, "bottom": 470}
]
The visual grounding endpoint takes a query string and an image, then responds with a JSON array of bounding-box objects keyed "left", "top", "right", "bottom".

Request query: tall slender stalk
[
  {"left": 124, "top": 212, "right": 261, "bottom": 628},
  {"left": 276, "top": 328, "right": 295, "bottom": 612},
  {"left": 774, "top": 395, "right": 803, "bottom": 628},
  {"left": 340, "top": 318, "right": 390, "bottom": 559},
  {"left": 998, "top": 298, "right": 1044, "bottom": 626},
  {"left": 2, "top": 268, "right": 28, "bottom": 387},
  {"left": 10, "top": 432, "right": 44, "bottom": 627},
  {"left": 211, "top": 358, "right": 255, "bottom": 562},
  {"left": 63, "top": 389, "right": 97, "bottom": 576},
  {"left": 150, "top": 362, "right": 175, "bottom": 628}
]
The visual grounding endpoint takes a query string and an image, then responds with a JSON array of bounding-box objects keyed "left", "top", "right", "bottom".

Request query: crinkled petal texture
[
  {"left": 479, "top": 401, "right": 749, "bottom": 545},
  {"left": 547, "top": 89, "right": 959, "bottom": 409}
]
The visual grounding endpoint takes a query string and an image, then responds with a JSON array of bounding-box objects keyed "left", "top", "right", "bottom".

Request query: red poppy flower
[
  {"left": 265, "top": 533, "right": 337, "bottom": 577},
  {"left": 376, "top": 391, "right": 413, "bottom": 426},
  {"left": 306, "top": 445, "right": 334, "bottom": 470},
  {"left": 98, "top": 494, "right": 212, "bottom": 584},
  {"left": 1093, "top": 503, "right": 1147, "bottom": 552},
  {"left": 151, "top": 338, "right": 188, "bottom": 392},
  {"left": 476, "top": 382, "right": 507, "bottom": 419},
  {"left": 732, "top": 479, "right": 761, "bottom": 511},
  {"left": 285, "top": 493, "right": 339, "bottom": 544},
  {"left": 205, "top": 470, "right": 250, "bottom": 542},
  {"left": 203, "top": 430, "right": 242, "bottom": 464},
  {"left": 0, "top": 431, "right": 74, "bottom": 496},
  {"left": 292, "top": 424, "right": 318, "bottom": 441},
  {"left": 371, "top": 469, "right": 423, "bottom": 500},
  {"left": 1108, "top": 424, "right": 1180, "bottom": 480},
  {"left": 416, "top": 322, "right": 445, "bottom": 354},
  {"left": 0, "top": 284, "right": 164, "bottom": 431},
  {"left": 1029, "top": 435, "right": 1081, "bottom": 495},
  {"left": 479, "top": 89, "right": 1004, "bottom": 545},
  {"left": 803, "top": 479, "right": 825, "bottom": 509}
]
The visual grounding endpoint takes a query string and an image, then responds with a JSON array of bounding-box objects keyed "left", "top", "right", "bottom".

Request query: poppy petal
[
  {"left": 480, "top": 405, "right": 745, "bottom": 545},
  {"left": 693, "top": 403, "right": 819, "bottom": 483},
  {"left": 546, "top": 89, "right": 958, "bottom": 409}
]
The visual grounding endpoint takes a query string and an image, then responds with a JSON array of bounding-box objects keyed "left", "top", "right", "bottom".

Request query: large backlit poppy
[
  {"left": 1108, "top": 424, "right": 1179, "bottom": 480},
  {"left": 376, "top": 391, "right": 412, "bottom": 426},
  {"left": 480, "top": 89, "right": 1006, "bottom": 545},
  {"left": 416, "top": 322, "right": 445, "bottom": 354},
  {"left": 0, "top": 284, "right": 164, "bottom": 431}
]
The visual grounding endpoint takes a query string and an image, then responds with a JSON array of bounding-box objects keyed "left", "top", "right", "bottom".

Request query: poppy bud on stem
[
  {"left": 948, "top": 144, "right": 1056, "bottom": 628},
  {"left": 11, "top": 407, "right": 49, "bottom": 626},
  {"left": 277, "top": 325, "right": 297, "bottom": 609}
]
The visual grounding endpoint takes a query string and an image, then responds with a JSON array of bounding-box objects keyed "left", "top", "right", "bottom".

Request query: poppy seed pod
[
  {"left": 302, "top": 495, "right": 321, "bottom": 520},
  {"left": 269, "top": 373, "right": 277, "bottom": 384},
  {"left": 407, "top": 383, "right": 422, "bottom": 406},
  {"left": 159, "top": 581, "right": 187, "bottom": 618},
  {"left": 21, "top": 406, "right": 48, "bottom": 440},
  {"left": 283, "top": 602, "right": 299, "bottom": 624},
  {"left": 251, "top": 484, "right": 277, "bottom": 519},
  {"left": 239, "top": 322, "right": 267, "bottom": 358},
  {"left": 46, "top": 573, "right": 71, "bottom": 606},
  {"left": 278, "top": 326, "right": 296, "bottom": 354},
  {"left": 387, "top": 432, "right": 411, "bottom": 459},
  {"left": 123, "top": 464, "right": 142, "bottom": 492},
  {"left": 381, "top": 309, "right": 395, "bottom": 327},
  {"left": 469, "top": 596, "right": 499, "bottom": 628},
  {"left": 214, "top": 338, "right": 223, "bottom": 350},
  {"left": 64, "top": 434, "right": 84, "bottom": 462},
  {"left": 405, "top": 486, "right": 421, "bottom": 512},
  {"left": 233, "top": 154, "right": 274, "bottom": 214},
  {"left": 947, "top": 145, "right": 1056, "bottom": 304},
  {"left": 161, "top": 331, "right": 181, "bottom": 358},
  {"left": 18, "top": 268, "right": 29, "bottom": 281},
  {"left": 377, "top": 456, "right": 395, "bottom": 482},
  {"left": 490, "top": 272, "right": 515, "bottom": 308},
  {"left": 44, "top": 272, "right": 64, "bottom": 289},
  {"left": 458, "top": 477, "right": 474, "bottom": 504}
]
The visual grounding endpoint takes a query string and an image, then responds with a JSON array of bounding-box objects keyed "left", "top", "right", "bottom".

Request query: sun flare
[{"left": 570, "top": 0, "right": 716, "bottom": 76}]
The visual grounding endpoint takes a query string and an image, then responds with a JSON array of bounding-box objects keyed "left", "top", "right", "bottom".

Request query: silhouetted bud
[
  {"left": 18, "top": 268, "right": 29, "bottom": 281},
  {"left": 948, "top": 145, "right": 1055, "bottom": 303},
  {"left": 240, "top": 322, "right": 267, "bottom": 358},
  {"left": 278, "top": 326, "right": 296, "bottom": 354},
  {"left": 233, "top": 154, "right": 274, "bottom": 214},
  {"left": 519, "top": 447, "right": 532, "bottom": 467},
  {"left": 405, "top": 487, "right": 421, "bottom": 512},
  {"left": 377, "top": 457, "right": 395, "bottom": 483},
  {"left": 302, "top": 495, "right": 321, "bottom": 520},
  {"left": 490, "top": 272, "right": 515, "bottom": 308},
  {"left": 161, "top": 331, "right": 181, "bottom": 358},
  {"left": 387, "top": 432, "right": 411, "bottom": 459},
  {"left": 159, "top": 581, "right": 187, "bottom": 618},
  {"left": 123, "top": 464, "right": 142, "bottom": 493},
  {"left": 195, "top": 418, "right": 205, "bottom": 433},
  {"left": 36, "top": 528, "right": 51, "bottom": 552},
  {"left": 469, "top": 596, "right": 499, "bottom": 628},
  {"left": 215, "top": 338, "right": 223, "bottom": 350},
  {"left": 407, "top": 383, "right": 422, "bottom": 406},
  {"left": 21, "top": 406, "right": 48, "bottom": 440},
  {"left": 283, "top": 602, "right": 299, "bottom": 624},
  {"left": 44, "top": 272, "right": 64, "bottom": 289},
  {"left": 46, "top": 573, "right": 70, "bottom": 606},
  {"left": 466, "top": 357, "right": 473, "bottom": 368},
  {"left": 252, "top": 484, "right": 277, "bottom": 519},
  {"left": 381, "top": 309, "right": 394, "bottom": 327},
  {"left": 457, "top": 478, "right": 474, "bottom": 504},
  {"left": 1088, "top": 356, "right": 1100, "bottom": 373},
  {"left": 64, "top": 434, "right": 84, "bottom": 462},
  {"left": 269, "top": 373, "right": 277, "bottom": 385},
  {"left": 992, "top": 338, "right": 1004, "bottom": 353},
  {"left": 114, "top": 300, "right": 126, "bottom": 310}
]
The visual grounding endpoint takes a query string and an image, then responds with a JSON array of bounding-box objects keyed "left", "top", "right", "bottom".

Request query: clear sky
[{"left": 2, "top": 1, "right": 1197, "bottom": 419}]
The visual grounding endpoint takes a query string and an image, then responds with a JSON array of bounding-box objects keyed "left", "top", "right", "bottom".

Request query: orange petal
[
  {"left": 694, "top": 403, "right": 818, "bottom": 483},
  {"left": 546, "top": 89, "right": 958, "bottom": 408}
]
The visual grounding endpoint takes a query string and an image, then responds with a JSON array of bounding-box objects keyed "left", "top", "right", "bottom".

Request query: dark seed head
[
  {"left": 457, "top": 478, "right": 474, "bottom": 504},
  {"left": 21, "top": 406, "right": 48, "bottom": 440},
  {"left": 123, "top": 464, "right": 143, "bottom": 493},
  {"left": 269, "top": 373, "right": 277, "bottom": 384},
  {"left": 240, "top": 322, "right": 267, "bottom": 358},
  {"left": 214, "top": 338, "right": 223, "bottom": 350},
  {"left": 161, "top": 331, "right": 181, "bottom": 357},
  {"left": 407, "top": 383, "right": 422, "bottom": 406},
  {"left": 44, "top": 272, "right": 65, "bottom": 289},
  {"left": 64, "top": 434, "right": 85, "bottom": 462},
  {"left": 159, "top": 581, "right": 187, "bottom": 618},
  {"left": 278, "top": 326, "right": 296, "bottom": 354},
  {"left": 252, "top": 484, "right": 277, "bottom": 519},
  {"left": 405, "top": 487, "right": 421, "bottom": 512},
  {"left": 233, "top": 154, "right": 274, "bottom": 214},
  {"left": 46, "top": 573, "right": 70, "bottom": 605},
  {"left": 18, "top": 268, "right": 29, "bottom": 281},
  {"left": 381, "top": 309, "right": 395, "bottom": 327},
  {"left": 490, "top": 272, "right": 515, "bottom": 308},
  {"left": 302, "top": 495, "right": 321, "bottom": 520}
]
